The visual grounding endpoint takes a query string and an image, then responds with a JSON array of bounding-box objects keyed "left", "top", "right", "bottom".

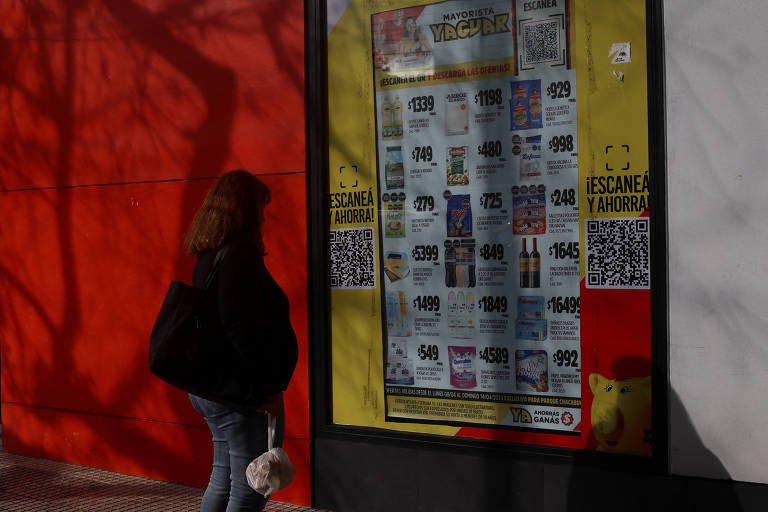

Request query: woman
[
  {"left": 398, "top": 15, "right": 432, "bottom": 57},
  {"left": 183, "top": 170, "right": 298, "bottom": 511}
]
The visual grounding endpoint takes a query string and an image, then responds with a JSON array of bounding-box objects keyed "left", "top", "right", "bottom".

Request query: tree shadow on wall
[{"left": 0, "top": 0, "right": 303, "bottom": 485}]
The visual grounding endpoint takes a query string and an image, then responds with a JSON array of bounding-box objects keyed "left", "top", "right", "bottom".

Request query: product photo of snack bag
[
  {"left": 447, "top": 194, "right": 472, "bottom": 237},
  {"left": 509, "top": 79, "right": 543, "bottom": 131},
  {"left": 446, "top": 146, "right": 469, "bottom": 186}
]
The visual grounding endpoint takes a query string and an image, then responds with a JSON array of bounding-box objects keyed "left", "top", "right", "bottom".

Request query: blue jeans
[{"left": 189, "top": 394, "right": 284, "bottom": 512}]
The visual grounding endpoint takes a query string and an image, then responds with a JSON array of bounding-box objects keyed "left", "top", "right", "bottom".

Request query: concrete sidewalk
[{"left": 0, "top": 444, "right": 327, "bottom": 511}]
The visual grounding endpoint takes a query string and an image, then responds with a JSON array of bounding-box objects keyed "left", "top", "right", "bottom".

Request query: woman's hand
[{"left": 257, "top": 392, "right": 283, "bottom": 417}]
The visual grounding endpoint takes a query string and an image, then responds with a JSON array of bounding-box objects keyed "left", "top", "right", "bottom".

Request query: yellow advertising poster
[{"left": 328, "top": 0, "right": 652, "bottom": 453}]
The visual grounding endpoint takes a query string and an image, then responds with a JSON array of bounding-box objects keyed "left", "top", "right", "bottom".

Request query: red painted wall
[{"left": 0, "top": 0, "right": 310, "bottom": 506}]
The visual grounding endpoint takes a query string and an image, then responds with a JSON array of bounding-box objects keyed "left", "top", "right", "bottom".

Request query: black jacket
[{"left": 193, "top": 235, "right": 298, "bottom": 405}]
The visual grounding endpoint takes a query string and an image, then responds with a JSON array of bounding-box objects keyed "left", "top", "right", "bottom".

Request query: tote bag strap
[
  {"left": 203, "top": 245, "right": 231, "bottom": 290},
  {"left": 267, "top": 413, "right": 277, "bottom": 451}
]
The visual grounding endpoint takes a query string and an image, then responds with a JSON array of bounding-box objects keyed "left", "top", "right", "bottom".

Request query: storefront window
[{"left": 327, "top": 0, "right": 653, "bottom": 455}]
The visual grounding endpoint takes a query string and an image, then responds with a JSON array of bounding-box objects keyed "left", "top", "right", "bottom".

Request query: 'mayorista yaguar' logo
[{"left": 430, "top": 8, "right": 510, "bottom": 43}]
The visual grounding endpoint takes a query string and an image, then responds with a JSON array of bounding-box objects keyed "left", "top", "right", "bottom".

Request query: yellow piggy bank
[{"left": 589, "top": 373, "right": 652, "bottom": 456}]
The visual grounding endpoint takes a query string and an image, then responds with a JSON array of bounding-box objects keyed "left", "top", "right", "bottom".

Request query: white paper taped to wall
[{"left": 609, "top": 42, "right": 631, "bottom": 64}]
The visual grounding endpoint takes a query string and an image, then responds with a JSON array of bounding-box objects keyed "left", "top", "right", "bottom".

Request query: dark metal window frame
[{"left": 306, "top": 0, "right": 668, "bottom": 496}]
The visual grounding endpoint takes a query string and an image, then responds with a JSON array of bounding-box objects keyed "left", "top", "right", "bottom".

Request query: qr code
[
  {"left": 329, "top": 228, "right": 376, "bottom": 289},
  {"left": 522, "top": 18, "right": 561, "bottom": 66},
  {"left": 586, "top": 218, "right": 650, "bottom": 289}
]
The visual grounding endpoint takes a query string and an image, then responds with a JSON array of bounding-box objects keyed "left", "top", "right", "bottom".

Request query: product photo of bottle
[
  {"left": 519, "top": 237, "right": 529, "bottom": 288},
  {"left": 464, "top": 291, "right": 475, "bottom": 336},
  {"left": 445, "top": 240, "right": 476, "bottom": 288},
  {"left": 467, "top": 248, "right": 476, "bottom": 288},
  {"left": 381, "top": 96, "right": 393, "bottom": 140},
  {"left": 456, "top": 291, "right": 466, "bottom": 333},
  {"left": 530, "top": 237, "right": 540, "bottom": 288},
  {"left": 392, "top": 95, "right": 403, "bottom": 139},
  {"left": 445, "top": 246, "right": 457, "bottom": 287},
  {"left": 447, "top": 291, "right": 458, "bottom": 337}
]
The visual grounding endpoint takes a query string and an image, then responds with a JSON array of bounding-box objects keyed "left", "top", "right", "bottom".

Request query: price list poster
[{"left": 328, "top": 0, "right": 653, "bottom": 454}]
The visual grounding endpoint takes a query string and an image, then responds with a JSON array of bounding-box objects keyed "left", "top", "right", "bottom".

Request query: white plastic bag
[{"left": 245, "top": 414, "right": 296, "bottom": 497}]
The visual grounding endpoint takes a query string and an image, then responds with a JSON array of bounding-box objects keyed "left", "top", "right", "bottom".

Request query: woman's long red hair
[{"left": 184, "top": 170, "right": 271, "bottom": 257}]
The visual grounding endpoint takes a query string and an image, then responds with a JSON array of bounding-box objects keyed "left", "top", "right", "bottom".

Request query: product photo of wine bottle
[
  {"left": 530, "top": 237, "right": 540, "bottom": 288},
  {"left": 519, "top": 237, "right": 529, "bottom": 288}
]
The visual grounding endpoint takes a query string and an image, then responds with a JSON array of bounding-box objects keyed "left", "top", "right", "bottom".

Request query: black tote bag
[{"left": 148, "top": 248, "right": 241, "bottom": 404}]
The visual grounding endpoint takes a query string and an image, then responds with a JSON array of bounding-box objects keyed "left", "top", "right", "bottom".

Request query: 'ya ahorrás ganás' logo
[
  {"left": 509, "top": 407, "right": 532, "bottom": 423},
  {"left": 430, "top": 8, "right": 510, "bottom": 43},
  {"left": 510, "top": 407, "right": 575, "bottom": 427}
]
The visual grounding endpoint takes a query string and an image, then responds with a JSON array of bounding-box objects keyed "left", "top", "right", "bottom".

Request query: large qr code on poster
[
  {"left": 586, "top": 218, "right": 650, "bottom": 289},
  {"left": 329, "top": 228, "right": 376, "bottom": 289},
  {"left": 522, "top": 18, "right": 561, "bottom": 66}
]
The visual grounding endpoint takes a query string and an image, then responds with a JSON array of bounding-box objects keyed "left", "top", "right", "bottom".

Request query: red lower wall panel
[{"left": 1, "top": 402, "right": 311, "bottom": 505}]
